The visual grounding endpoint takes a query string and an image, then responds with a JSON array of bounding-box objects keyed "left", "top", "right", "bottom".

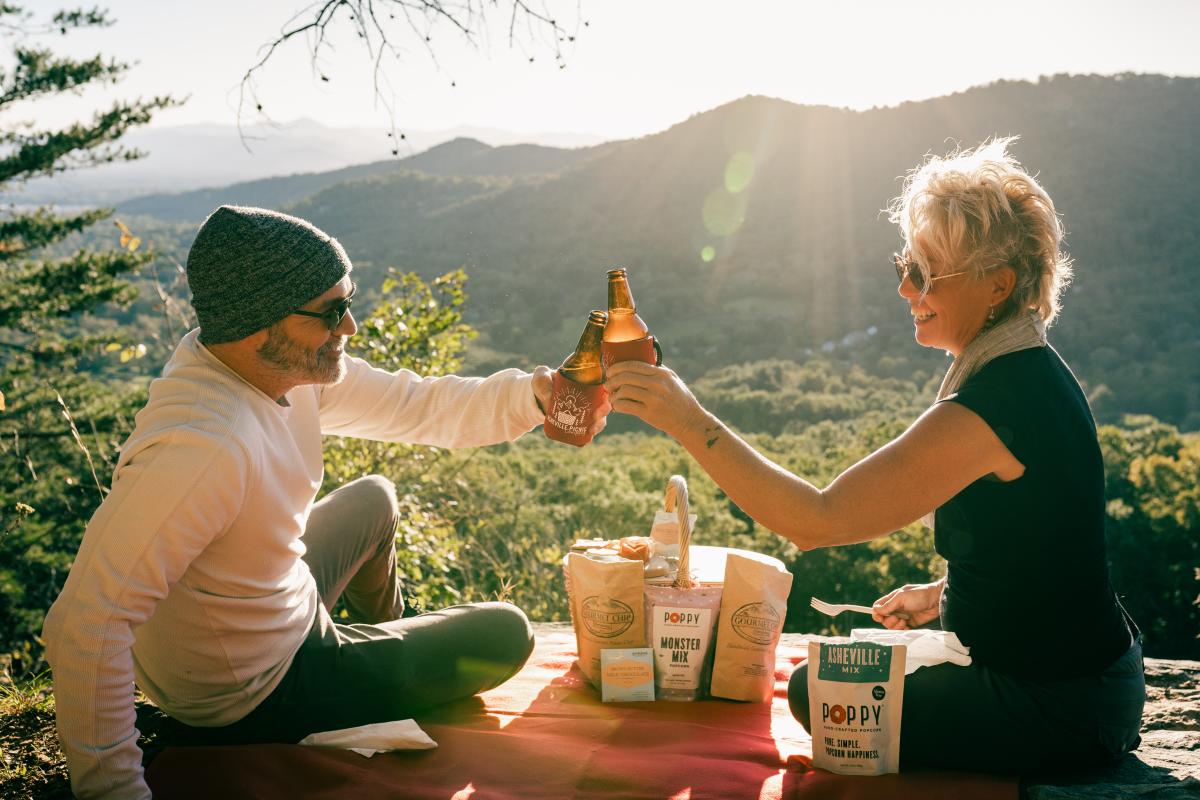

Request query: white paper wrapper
[
  {"left": 298, "top": 719, "right": 437, "bottom": 757},
  {"left": 849, "top": 629, "right": 971, "bottom": 674}
]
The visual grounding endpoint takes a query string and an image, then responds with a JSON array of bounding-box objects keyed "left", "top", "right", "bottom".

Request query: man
[{"left": 42, "top": 206, "right": 600, "bottom": 799}]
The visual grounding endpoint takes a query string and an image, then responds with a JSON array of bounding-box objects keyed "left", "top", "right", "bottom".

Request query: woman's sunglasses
[
  {"left": 892, "top": 253, "right": 968, "bottom": 293},
  {"left": 292, "top": 291, "right": 354, "bottom": 331}
]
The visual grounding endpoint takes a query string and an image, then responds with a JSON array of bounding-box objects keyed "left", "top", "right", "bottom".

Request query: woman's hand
[
  {"left": 590, "top": 392, "right": 612, "bottom": 438},
  {"left": 605, "top": 361, "right": 706, "bottom": 439},
  {"left": 871, "top": 579, "right": 944, "bottom": 630}
]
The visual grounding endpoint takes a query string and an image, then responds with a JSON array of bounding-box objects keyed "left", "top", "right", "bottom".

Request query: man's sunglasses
[
  {"left": 292, "top": 291, "right": 354, "bottom": 331},
  {"left": 892, "top": 253, "right": 969, "bottom": 293}
]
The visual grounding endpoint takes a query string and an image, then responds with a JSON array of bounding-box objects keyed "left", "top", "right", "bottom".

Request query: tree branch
[
  {"left": 0, "top": 246, "right": 146, "bottom": 330},
  {"left": 0, "top": 206, "right": 109, "bottom": 260},
  {"left": 0, "top": 47, "right": 126, "bottom": 108},
  {"left": 0, "top": 5, "right": 113, "bottom": 37},
  {"left": 238, "top": 1, "right": 584, "bottom": 151},
  {"left": 0, "top": 95, "right": 178, "bottom": 186}
]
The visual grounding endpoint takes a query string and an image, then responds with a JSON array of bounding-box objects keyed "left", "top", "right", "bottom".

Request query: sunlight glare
[
  {"left": 702, "top": 189, "right": 747, "bottom": 236},
  {"left": 724, "top": 152, "right": 756, "bottom": 194}
]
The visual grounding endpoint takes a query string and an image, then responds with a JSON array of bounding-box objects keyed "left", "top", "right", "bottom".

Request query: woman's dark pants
[{"left": 788, "top": 640, "right": 1145, "bottom": 774}]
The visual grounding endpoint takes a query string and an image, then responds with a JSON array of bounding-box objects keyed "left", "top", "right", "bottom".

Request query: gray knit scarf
[{"left": 923, "top": 310, "right": 1047, "bottom": 528}]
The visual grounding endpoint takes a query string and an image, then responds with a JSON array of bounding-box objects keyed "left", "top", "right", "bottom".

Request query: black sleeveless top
[{"left": 934, "top": 345, "right": 1132, "bottom": 679}]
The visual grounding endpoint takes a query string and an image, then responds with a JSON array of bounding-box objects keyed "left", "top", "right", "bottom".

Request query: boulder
[{"left": 1023, "top": 657, "right": 1200, "bottom": 799}]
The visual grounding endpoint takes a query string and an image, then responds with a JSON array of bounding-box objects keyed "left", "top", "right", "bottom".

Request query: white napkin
[
  {"left": 849, "top": 628, "right": 972, "bottom": 674},
  {"left": 298, "top": 719, "right": 438, "bottom": 757}
]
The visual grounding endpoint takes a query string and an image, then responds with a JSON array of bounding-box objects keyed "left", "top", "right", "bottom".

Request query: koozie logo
[
  {"left": 730, "top": 601, "right": 781, "bottom": 645},
  {"left": 550, "top": 384, "right": 591, "bottom": 433}
]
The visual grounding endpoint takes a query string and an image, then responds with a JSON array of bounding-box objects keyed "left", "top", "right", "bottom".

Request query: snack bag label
[
  {"left": 817, "top": 642, "right": 892, "bottom": 683},
  {"left": 731, "top": 601, "right": 781, "bottom": 645},
  {"left": 581, "top": 596, "right": 636, "bottom": 638},
  {"left": 652, "top": 606, "right": 714, "bottom": 690}
]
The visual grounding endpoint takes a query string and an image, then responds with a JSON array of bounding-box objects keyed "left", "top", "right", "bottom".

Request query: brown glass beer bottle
[
  {"left": 545, "top": 310, "right": 608, "bottom": 446},
  {"left": 602, "top": 268, "right": 660, "bottom": 366}
]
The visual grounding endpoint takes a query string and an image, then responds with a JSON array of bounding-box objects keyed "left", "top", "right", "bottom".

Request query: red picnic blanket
[{"left": 145, "top": 628, "right": 1016, "bottom": 799}]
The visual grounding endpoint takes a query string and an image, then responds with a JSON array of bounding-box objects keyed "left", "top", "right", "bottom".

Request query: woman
[{"left": 605, "top": 138, "right": 1144, "bottom": 774}]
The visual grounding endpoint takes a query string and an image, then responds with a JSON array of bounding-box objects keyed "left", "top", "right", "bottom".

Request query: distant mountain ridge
[
  {"left": 123, "top": 74, "right": 1200, "bottom": 428},
  {"left": 5, "top": 120, "right": 606, "bottom": 205},
  {"left": 117, "top": 137, "right": 613, "bottom": 221}
]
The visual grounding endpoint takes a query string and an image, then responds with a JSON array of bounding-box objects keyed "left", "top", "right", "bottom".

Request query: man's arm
[
  {"left": 43, "top": 428, "right": 247, "bottom": 799},
  {"left": 316, "top": 356, "right": 546, "bottom": 446}
]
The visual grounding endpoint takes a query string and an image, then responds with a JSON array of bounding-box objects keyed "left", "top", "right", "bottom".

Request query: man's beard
[{"left": 258, "top": 323, "right": 346, "bottom": 385}]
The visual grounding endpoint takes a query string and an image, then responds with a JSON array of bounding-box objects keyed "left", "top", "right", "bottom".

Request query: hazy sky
[{"left": 23, "top": 0, "right": 1200, "bottom": 139}]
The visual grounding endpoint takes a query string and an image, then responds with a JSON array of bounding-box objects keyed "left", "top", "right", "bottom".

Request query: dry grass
[
  {"left": 0, "top": 674, "right": 70, "bottom": 799},
  {"left": 0, "top": 675, "right": 171, "bottom": 800}
]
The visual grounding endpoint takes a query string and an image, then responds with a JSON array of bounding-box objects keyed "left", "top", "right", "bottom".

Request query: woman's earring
[{"left": 987, "top": 305, "right": 997, "bottom": 323}]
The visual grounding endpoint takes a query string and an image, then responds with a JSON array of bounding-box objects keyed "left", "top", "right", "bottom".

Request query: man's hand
[
  {"left": 532, "top": 365, "right": 553, "bottom": 413},
  {"left": 533, "top": 366, "right": 611, "bottom": 440},
  {"left": 871, "top": 579, "right": 945, "bottom": 630}
]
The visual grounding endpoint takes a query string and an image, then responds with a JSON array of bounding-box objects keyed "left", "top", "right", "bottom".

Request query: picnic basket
[{"left": 564, "top": 475, "right": 724, "bottom": 699}]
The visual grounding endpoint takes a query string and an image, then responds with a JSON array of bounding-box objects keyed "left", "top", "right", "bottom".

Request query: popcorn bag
[
  {"left": 643, "top": 476, "right": 721, "bottom": 701},
  {"left": 565, "top": 553, "right": 646, "bottom": 687},
  {"left": 808, "top": 640, "right": 906, "bottom": 775},
  {"left": 710, "top": 553, "right": 793, "bottom": 702}
]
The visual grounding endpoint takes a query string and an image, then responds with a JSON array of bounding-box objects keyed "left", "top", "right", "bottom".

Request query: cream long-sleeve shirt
[{"left": 41, "top": 329, "right": 545, "bottom": 799}]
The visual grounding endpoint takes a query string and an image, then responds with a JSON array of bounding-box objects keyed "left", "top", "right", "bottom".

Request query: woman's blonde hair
[{"left": 887, "top": 136, "right": 1072, "bottom": 325}]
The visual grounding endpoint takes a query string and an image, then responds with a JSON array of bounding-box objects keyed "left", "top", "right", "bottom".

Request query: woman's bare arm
[{"left": 605, "top": 361, "right": 1020, "bottom": 550}]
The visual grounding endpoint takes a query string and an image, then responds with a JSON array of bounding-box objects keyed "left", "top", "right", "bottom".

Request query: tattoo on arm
[{"left": 704, "top": 424, "right": 721, "bottom": 449}]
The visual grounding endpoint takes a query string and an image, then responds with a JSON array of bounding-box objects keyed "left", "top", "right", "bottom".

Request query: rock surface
[{"left": 1022, "top": 657, "right": 1200, "bottom": 799}]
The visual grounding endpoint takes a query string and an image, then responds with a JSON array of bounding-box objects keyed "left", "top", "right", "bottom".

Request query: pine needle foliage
[{"left": 0, "top": 4, "right": 177, "bottom": 677}]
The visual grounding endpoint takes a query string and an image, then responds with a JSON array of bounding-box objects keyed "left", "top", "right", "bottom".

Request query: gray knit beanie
[{"left": 186, "top": 205, "right": 353, "bottom": 344}]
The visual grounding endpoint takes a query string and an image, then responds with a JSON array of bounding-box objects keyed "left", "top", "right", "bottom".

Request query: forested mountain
[
  {"left": 117, "top": 137, "right": 611, "bottom": 221},
  {"left": 119, "top": 74, "right": 1200, "bottom": 429},
  {"left": 10, "top": 119, "right": 606, "bottom": 205}
]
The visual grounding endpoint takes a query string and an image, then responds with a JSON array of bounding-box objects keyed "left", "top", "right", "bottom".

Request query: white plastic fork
[
  {"left": 810, "top": 597, "right": 913, "bottom": 621},
  {"left": 810, "top": 597, "right": 876, "bottom": 617}
]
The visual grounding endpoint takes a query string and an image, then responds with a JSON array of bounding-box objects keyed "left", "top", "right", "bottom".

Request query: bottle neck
[
  {"left": 561, "top": 312, "right": 607, "bottom": 383},
  {"left": 608, "top": 277, "right": 636, "bottom": 313},
  {"left": 571, "top": 322, "right": 606, "bottom": 358}
]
